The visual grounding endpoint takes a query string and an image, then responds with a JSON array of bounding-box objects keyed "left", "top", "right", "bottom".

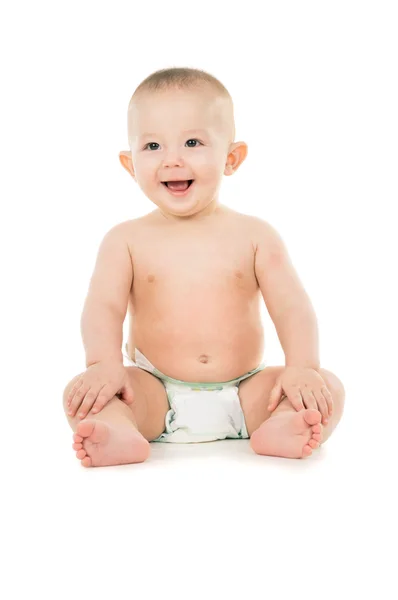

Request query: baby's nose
[{"left": 162, "top": 153, "right": 184, "bottom": 168}]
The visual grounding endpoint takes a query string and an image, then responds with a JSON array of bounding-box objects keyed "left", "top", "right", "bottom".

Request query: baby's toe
[
  {"left": 308, "top": 439, "right": 319, "bottom": 449},
  {"left": 303, "top": 409, "right": 322, "bottom": 426},
  {"left": 72, "top": 443, "right": 83, "bottom": 451},
  {"left": 76, "top": 449, "right": 87, "bottom": 459},
  {"left": 312, "top": 433, "right": 322, "bottom": 442},
  {"left": 81, "top": 456, "right": 92, "bottom": 468},
  {"left": 77, "top": 420, "right": 98, "bottom": 439},
  {"left": 311, "top": 423, "right": 322, "bottom": 434},
  {"left": 73, "top": 434, "right": 83, "bottom": 443},
  {"left": 302, "top": 445, "right": 313, "bottom": 457}
]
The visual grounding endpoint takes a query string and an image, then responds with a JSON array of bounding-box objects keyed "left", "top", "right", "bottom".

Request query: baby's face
[{"left": 127, "top": 88, "right": 237, "bottom": 217}]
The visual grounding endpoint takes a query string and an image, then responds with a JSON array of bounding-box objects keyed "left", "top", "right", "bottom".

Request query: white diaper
[
  {"left": 123, "top": 345, "right": 266, "bottom": 443},
  {"left": 156, "top": 381, "right": 248, "bottom": 443}
]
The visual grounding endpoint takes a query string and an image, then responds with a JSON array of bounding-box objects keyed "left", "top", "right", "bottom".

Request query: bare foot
[
  {"left": 71, "top": 419, "right": 150, "bottom": 468},
  {"left": 250, "top": 409, "right": 323, "bottom": 459}
]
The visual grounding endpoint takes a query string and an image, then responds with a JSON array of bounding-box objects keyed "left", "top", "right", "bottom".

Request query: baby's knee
[{"left": 320, "top": 369, "right": 345, "bottom": 402}]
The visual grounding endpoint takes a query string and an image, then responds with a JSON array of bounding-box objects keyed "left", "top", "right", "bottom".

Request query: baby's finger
[
  {"left": 321, "top": 386, "right": 334, "bottom": 415},
  {"left": 91, "top": 385, "right": 113, "bottom": 414},
  {"left": 68, "top": 384, "right": 89, "bottom": 417},
  {"left": 77, "top": 388, "right": 101, "bottom": 419},
  {"left": 121, "top": 384, "right": 135, "bottom": 405},
  {"left": 267, "top": 380, "right": 283, "bottom": 412},
  {"left": 67, "top": 378, "right": 83, "bottom": 406},
  {"left": 313, "top": 390, "right": 329, "bottom": 423},
  {"left": 301, "top": 389, "right": 318, "bottom": 411},
  {"left": 267, "top": 397, "right": 279, "bottom": 412},
  {"left": 287, "top": 391, "right": 305, "bottom": 412}
]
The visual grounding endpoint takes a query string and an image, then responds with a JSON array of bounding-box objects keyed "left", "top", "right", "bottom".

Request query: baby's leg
[
  {"left": 250, "top": 400, "right": 324, "bottom": 459},
  {"left": 63, "top": 367, "right": 169, "bottom": 467},
  {"left": 239, "top": 367, "right": 345, "bottom": 459}
]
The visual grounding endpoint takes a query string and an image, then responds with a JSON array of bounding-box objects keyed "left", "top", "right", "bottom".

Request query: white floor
[{"left": 5, "top": 368, "right": 396, "bottom": 600}]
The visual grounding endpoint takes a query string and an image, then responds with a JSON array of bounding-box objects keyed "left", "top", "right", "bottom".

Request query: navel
[
  {"left": 235, "top": 270, "right": 243, "bottom": 279},
  {"left": 147, "top": 274, "right": 155, "bottom": 283},
  {"left": 198, "top": 354, "right": 210, "bottom": 364}
]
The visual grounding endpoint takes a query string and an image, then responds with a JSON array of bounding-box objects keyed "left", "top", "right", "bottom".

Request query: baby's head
[{"left": 119, "top": 67, "right": 248, "bottom": 220}]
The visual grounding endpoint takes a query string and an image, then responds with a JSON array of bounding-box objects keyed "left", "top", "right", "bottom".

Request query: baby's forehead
[
  {"left": 129, "top": 89, "right": 233, "bottom": 139},
  {"left": 132, "top": 88, "right": 224, "bottom": 116}
]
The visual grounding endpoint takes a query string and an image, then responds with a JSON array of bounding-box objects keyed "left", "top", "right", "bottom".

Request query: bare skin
[
  {"left": 64, "top": 366, "right": 169, "bottom": 467},
  {"left": 72, "top": 414, "right": 150, "bottom": 468},
  {"left": 249, "top": 402, "right": 323, "bottom": 459},
  {"left": 125, "top": 207, "right": 265, "bottom": 382},
  {"left": 64, "top": 208, "right": 345, "bottom": 467},
  {"left": 64, "top": 86, "right": 344, "bottom": 467}
]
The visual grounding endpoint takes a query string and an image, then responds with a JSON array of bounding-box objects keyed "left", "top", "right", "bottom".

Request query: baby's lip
[
  {"left": 161, "top": 178, "right": 194, "bottom": 183},
  {"left": 161, "top": 179, "right": 194, "bottom": 187}
]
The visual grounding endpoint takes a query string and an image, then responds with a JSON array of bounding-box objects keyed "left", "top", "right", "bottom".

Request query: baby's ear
[
  {"left": 224, "top": 141, "right": 248, "bottom": 175},
  {"left": 119, "top": 151, "right": 136, "bottom": 180}
]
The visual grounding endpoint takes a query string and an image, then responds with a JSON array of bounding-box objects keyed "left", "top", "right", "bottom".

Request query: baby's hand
[
  {"left": 67, "top": 361, "right": 135, "bottom": 420},
  {"left": 267, "top": 366, "right": 333, "bottom": 425}
]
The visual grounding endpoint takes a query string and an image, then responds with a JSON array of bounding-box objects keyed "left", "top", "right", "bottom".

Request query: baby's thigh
[
  {"left": 239, "top": 367, "right": 284, "bottom": 436},
  {"left": 124, "top": 367, "right": 169, "bottom": 441}
]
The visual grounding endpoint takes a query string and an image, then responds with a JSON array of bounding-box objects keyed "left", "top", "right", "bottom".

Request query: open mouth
[
  {"left": 161, "top": 179, "right": 194, "bottom": 196},
  {"left": 162, "top": 179, "right": 194, "bottom": 188}
]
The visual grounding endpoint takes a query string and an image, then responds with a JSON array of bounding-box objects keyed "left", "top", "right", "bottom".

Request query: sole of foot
[
  {"left": 250, "top": 408, "right": 323, "bottom": 459},
  {"left": 71, "top": 419, "right": 150, "bottom": 467}
]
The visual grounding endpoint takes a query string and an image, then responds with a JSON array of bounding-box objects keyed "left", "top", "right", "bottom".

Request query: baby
[{"left": 63, "top": 67, "right": 345, "bottom": 467}]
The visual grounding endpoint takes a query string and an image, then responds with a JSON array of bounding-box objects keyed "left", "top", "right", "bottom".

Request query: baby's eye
[
  {"left": 145, "top": 142, "right": 160, "bottom": 151},
  {"left": 144, "top": 139, "right": 202, "bottom": 150},
  {"left": 185, "top": 139, "right": 201, "bottom": 147}
]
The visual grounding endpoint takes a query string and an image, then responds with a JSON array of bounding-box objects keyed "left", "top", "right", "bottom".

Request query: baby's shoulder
[
  {"left": 105, "top": 215, "right": 150, "bottom": 237},
  {"left": 231, "top": 211, "right": 280, "bottom": 239},
  {"left": 98, "top": 218, "right": 148, "bottom": 256}
]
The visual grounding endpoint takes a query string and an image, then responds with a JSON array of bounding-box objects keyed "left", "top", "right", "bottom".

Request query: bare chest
[
  {"left": 129, "top": 222, "right": 258, "bottom": 308},
  {"left": 124, "top": 213, "right": 264, "bottom": 380}
]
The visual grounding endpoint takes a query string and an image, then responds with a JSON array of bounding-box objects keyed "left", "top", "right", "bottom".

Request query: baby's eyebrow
[{"left": 139, "top": 129, "right": 208, "bottom": 139}]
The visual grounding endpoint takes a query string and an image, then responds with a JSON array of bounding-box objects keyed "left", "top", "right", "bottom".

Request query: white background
[{"left": 1, "top": 1, "right": 397, "bottom": 598}]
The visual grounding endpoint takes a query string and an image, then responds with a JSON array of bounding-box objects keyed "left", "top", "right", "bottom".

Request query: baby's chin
[
  {"left": 153, "top": 198, "right": 219, "bottom": 220},
  {"left": 153, "top": 184, "right": 198, "bottom": 210},
  {"left": 144, "top": 182, "right": 221, "bottom": 218}
]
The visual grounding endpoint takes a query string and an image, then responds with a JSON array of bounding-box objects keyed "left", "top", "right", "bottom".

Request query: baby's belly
[{"left": 127, "top": 309, "right": 265, "bottom": 383}]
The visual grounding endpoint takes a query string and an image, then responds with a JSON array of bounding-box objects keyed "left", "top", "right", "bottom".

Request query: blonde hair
[
  {"left": 127, "top": 67, "right": 235, "bottom": 145},
  {"left": 130, "top": 66, "right": 232, "bottom": 101}
]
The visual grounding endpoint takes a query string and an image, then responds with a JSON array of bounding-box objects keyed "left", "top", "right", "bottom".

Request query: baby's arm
[
  {"left": 252, "top": 218, "right": 320, "bottom": 370},
  {"left": 80, "top": 223, "right": 133, "bottom": 368}
]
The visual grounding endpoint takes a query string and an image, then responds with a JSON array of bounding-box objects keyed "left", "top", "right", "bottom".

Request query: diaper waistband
[{"left": 123, "top": 344, "right": 266, "bottom": 390}]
